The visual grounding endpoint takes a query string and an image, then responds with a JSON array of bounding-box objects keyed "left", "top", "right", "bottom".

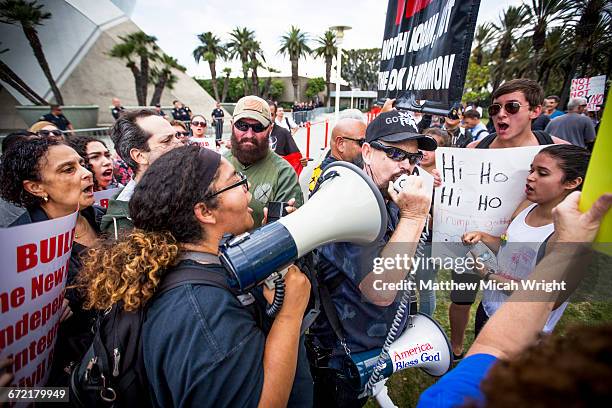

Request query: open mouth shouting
[{"left": 82, "top": 183, "right": 94, "bottom": 196}]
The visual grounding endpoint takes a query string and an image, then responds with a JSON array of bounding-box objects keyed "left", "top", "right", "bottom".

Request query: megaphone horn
[
  {"left": 348, "top": 313, "right": 453, "bottom": 391},
  {"left": 220, "top": 161, "right": 388, "bottom": 292}
]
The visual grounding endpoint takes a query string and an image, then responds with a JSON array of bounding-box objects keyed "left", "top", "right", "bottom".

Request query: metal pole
[{"left": 334, "top": 44, "right": 342, "bottom": 121}]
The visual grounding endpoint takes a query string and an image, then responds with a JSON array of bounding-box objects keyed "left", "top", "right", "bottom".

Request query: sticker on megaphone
[{"left": 393, "top": 168, "right": 434, "bottom": 195}]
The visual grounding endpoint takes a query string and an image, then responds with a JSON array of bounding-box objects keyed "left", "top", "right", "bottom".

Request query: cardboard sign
[
  {"left": 93, "top": 187, "right": 122, "bottom": 209},
  {"left": 378, "top": 0, "right": 481, "bottom": 112},
  {"left": 570, "top": 75, "right": 606, "bottom": 111},
  {"left": 432, "top": 146, "right": 544, "bottom": 258},
  {"left": 0, "top": 211, "right": 78, "bottom": 387},
  {"left": 190, "top": 137, "right": 217, "bottom": 150}
]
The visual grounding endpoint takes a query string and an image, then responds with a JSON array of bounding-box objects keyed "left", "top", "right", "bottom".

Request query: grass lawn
[{"left": 364, "top": 254, "right": 612, "bottom": 408}]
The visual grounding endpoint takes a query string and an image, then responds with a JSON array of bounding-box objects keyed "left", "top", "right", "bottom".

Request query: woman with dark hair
[
  {"left": 79, "top": 145, "right": 313, "bottom": 407},
  {"left": 189, "top": 114, "right": 209, "bottom": 145},
  {"left": 0, "top": 137, "right": 106, "bottom": 384},
  {"left": 462, "top": 144, "right": 591, "bottom": 335},
  {"left": 67, "top": 135, "right": 120, "bottom": 190}
]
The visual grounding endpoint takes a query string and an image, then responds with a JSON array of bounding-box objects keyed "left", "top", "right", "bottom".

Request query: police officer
[
  {"left": 154, "top": 103, "right": 167, "bottom": 118},
  {"left": 211, "top": 102, "right": 225, "bottom": 141},
  {"left": 40, "top": 105, "right": 73, "bottom": 132},
  {"left": 171, "top": 99, "right": 192, "bottom": 122},
  {"left": 111, "top": 98, "right": 125, "bottom": 120}
]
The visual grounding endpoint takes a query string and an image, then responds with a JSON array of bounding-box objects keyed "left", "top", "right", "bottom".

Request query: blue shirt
[
  {"left": 310, "top": 201, "right": 405, "bottom": 355},
  {"left": 143, "top": 268, "right": 313, "bottom": 408},
  {"left": 549, "top": 109, "right": 565, "bottom": 119},
  {"left": 417, "top": 354, "right": 498, "bottom": 408}
]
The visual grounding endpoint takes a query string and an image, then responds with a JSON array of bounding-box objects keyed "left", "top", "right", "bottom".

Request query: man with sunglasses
[
  {"left": 448, "top": 79, "right": 569, "bottom": 362},
  {"left": 101, "top": 109, "right": 183, "bottom": 238},
  {"left": 544, "top": 97, "right": 596, "bottom": 148},
  {"left": 40, "top": 105, "right": 73, "bottom": 132},
  {"left": 225, "top": 95, "right": 304, "bottom": 228},
  {"left": 307, "top": 110, "right": 437, "bottom": 407}
]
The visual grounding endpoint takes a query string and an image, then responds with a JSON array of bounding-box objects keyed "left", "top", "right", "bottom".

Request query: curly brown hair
[{"left": 463, "top": 324, "right": 612, "bottom": 407}]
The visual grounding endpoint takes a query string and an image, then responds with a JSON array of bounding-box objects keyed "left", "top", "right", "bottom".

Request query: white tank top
[{"left": 484, "top": 203, "right": 567, "bottom": 333}]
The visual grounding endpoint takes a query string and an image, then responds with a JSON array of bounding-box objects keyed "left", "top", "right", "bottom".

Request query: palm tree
[
  {"left": 0, "top": 0, "right": 64, "bottom": 104},
  {"left": 193, "top": 31, "right": 226, "bottom": 102},
  {"left": 109, "top": 31, "right": 159, "bottom": 106},
  {"left": 227, "top": 27, "right": 256, "bottom": 96},
  {"left": 279, "top": 26, "right": 312, "bottom": 102},
  {"left": 0, "top": 42, "right": 47, "bottom": 104},
  {"left": 221, "top": 67, "right": 232, "bottom": 103},
  {"left": 313, "top": 30, "right": 337, "bottom": 106},
  {"left": 248, "top": 40, "right": 265, "bottom": 96},
  {"left": 261, "top": 66, "right": 281, "bottom": 100},
  {"left": 524, "top": 0, "right": 572, "bottom": 80},
  {"left": 491, "top": 5, "right": 528, "bottom": 89},
  {"left": 471, "top": 23, "right": 495, "bottom": 66},
  {"left": 149, "top": 54, "right": 186, "bottom": 105}
]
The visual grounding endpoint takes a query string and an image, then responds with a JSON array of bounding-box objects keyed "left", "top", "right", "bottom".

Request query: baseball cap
[
  {"left": 233, "top": 95, "right": 272, "bottom": 126},
  {"left": 365, "top": 110, "right": 437, "bottom": 151}
]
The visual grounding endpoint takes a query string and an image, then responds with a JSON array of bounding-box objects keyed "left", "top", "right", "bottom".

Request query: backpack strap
[
  {"left": 533, "top": 130, "right": 554, "bottom": 145},
  {"left": 474, "top": 129, "right": 488, "bottom": 141},
  {"left": 156, "top": 259, "right": 234, "bottom": 296},
  {"left": 475, "top": 133, "right": 496, "bottom": 148}
]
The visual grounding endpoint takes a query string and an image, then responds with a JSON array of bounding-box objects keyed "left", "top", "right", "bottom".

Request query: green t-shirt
[{"left": 225, "top": 150, "right": 304, "bottom": 227}]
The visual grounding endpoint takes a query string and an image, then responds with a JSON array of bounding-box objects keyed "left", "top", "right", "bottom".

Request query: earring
[{"left": 43, "top": 195, "right": 48, "bottom": 202}]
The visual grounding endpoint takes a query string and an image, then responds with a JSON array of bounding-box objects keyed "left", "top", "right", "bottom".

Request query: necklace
[{"left": 74, "top": 216, "right": 87, "bottom": 239}]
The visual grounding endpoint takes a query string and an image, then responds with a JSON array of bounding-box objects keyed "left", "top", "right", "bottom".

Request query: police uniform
[
  {"left": 171, "top": 106, "right": 192, "bottom": 122},
  {"left": 111, "top": 106, "right": 125, "bottom": 120},
  {"left": 40, "top": 113, "right": 71, "bottom": 131},
  {"left": 211, "top": 107, "right": 224, "bottom": 140}
]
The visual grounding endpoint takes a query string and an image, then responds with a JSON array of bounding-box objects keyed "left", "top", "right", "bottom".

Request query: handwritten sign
[
  {"left": 190, "top": 137, "right": 217, "bottom": 150},
  {"left": 93, "top": 187, "right": 121, "bottom": 209},
  {"left": 432, "top": 146, "right": 544, "bottom": 258},
  {"left": 0, "top": 211, "right": 78, "bottom": 387},
  {"left": 570, "top": 75, "right": 606, "bottom": 111}
]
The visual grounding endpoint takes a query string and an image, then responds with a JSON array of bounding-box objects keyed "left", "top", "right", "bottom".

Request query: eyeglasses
[
  {"left": 487, "top": 101, "right": 528, "bottom": 117},
  {"left": 37, "top": 129, "right": 63, "bottom": 137},
  {"left": 234, "top": 120, "right": 269, "bottom": 133},
  {"left": 205, "top": 172, "right": 249, "bottom": 199},
  {"left": 370, "top": 141, "right": 423, "bottom": 165},
  {"left": 176, "top": 131, "right": 190, "bottom": 138},
  {"left": 191, "top": 121, "right": 207, "bottom": 127},
  {"left": 341, "top": 136, "right": 365, "bottom": 146}
]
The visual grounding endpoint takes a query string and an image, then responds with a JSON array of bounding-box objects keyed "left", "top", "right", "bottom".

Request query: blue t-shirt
[
  {"left": 310, "top": 201, "right": 404, "bottom": 354},
  {"left": 143, "top": 268, "right": 313, "bottom": 407},
  {"left": 417, "top": 354, "right": 498, "bottom": 408}
]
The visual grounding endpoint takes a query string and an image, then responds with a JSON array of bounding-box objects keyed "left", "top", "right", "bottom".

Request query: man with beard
[
  {"left": 225, "top": 95, "right": 304, "bottom": 228},
  {"left": 307, "top": 110, "right": 438, "bottom": 407},
  {"left": 308, "top": 117, "right": 366, "bottom": 194}
]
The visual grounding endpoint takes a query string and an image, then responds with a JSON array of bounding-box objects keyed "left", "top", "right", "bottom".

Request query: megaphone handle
[{"left": 265, "top": 274, "right": 286, "bottom": 318}]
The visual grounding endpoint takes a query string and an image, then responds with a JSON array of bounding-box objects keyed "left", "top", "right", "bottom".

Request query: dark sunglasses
[
  {"left": 37, "top": 129, "right": 63, "bottom": 137},
  {"left": 341, "top": 136, "right": 365, "bottom": 146},
  {"left": 205, "top": 172, "right": 249, "bottom": 199},
  {"left": 176, "top": 131, "right": 190, "bottom": 138},
  {"left": 191, "top": 121, "right": 207, "bottom": 127},
  {"left": 234, "top": 120, "right": 268, "bottom": 133},
  {"left": 487, "top": 101, "right": 528, "bottom": 117},
  {"left": 370, "top": 141, "right": 423, "bottom": 165}
]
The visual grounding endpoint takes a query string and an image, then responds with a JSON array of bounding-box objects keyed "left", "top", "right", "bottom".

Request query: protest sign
[
  {"left": 432, "top": 146, "right": 544, "bottom": 258},
  {"left": 93, "top": 187, "right": 122, "bottom": 209},
  {"left": 0, "top": 211, "right": 78, "bottom": 387},
  {"left": 570, "top": 75, "right": 606, "bottom": 111},
  {"left": 190, "top": 137, "right": 217, "bottom": 150},
  {"left": 378, "top": 0, "right": 481, "bottom": 114}
]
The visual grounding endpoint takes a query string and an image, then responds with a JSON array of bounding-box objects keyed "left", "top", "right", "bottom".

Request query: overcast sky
[{"left": 131, "top": 0, "right": 523, "bottom": 80}]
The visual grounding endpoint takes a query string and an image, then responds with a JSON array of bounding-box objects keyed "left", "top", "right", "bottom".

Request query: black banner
[{"left": 377, "top": 0, "right": 481, "bottom": 115}]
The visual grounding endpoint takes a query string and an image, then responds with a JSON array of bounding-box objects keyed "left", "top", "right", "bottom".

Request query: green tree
[
  {"left": 248, "top": 40, "right": 265, "bottom": 96},
  {"left": 341, "top": 48, "right": 380, "bottom": 91},
  {"left": 261, "top": 66, "right": 280, "bottom": 100},
  {"left": 0, "top": 42, "right": 47, "bottom": 104},
  {"left": 221, "top": 67, "right": 232, "bottom": 103},
  {"left": 462, "top": 61, "right": 491, "bottom": 105},
  {"left": 279, "top": 26, "right": 311, "bottom": 101},
  {"left": 305, "top": 77, "right": 326, "bottom": 99},
  {"left": 193, "top": 31, "right": 226, "bottom": 102},
  {"left": 313, "top": 30, "right": 337, "bottom": 106},
  {"left": 149, "top": 53, "right": 186, "bottom": 106},
  {"left": 227, "top": 27, "right": 256, "bottom": 96},
  {"left": 267, "top": 79, "right": 285, "bottom": 101},
  {"left": 491, "top": 5, "right": 528, "bottom": 89},
  {"left": 0, "top": 0, "right": 64, "bottom": 104},
  {"left": 109, "top": 31, "right": 159, "bottom": 105},
  {"left": 471, "top": 23, "right": 495, "bottom": 66}
]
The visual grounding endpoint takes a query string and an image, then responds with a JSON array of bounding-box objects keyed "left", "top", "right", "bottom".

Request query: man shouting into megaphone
[{"left": 307, "top": 110, "right": 439, "bottom": 407}]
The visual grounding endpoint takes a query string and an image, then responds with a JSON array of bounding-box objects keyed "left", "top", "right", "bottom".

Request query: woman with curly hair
[
  {"left": 79, "top": 144, "right": 313, "bottom": 407},
  {"left": 67, "top": 135, "right": 120, "bottom": 191},
  {"left": 0, "top": 137, "right": 105, "bottom": 384}
]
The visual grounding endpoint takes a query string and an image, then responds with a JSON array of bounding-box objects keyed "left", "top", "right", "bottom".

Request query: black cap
[{"left": 365, "top": 110, "right": 437, "bottom": 151}]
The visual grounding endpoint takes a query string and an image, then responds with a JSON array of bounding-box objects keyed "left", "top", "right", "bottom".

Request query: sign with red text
[
  {"left": 378, "top": 0, "right": 481, "bottom": 113},
  {"left": 190, "top": 136, "right": 217, "bottom": 150},
  {"left": 93, "top": 187, "right": 122, "bottom": 209},
  {"left": 0, "top": 211, "right": 77, "bottom": 387},
  {"left": 570, "top": 75, "right": 606, "bottom": 111},
  {"left": 432, "top": 146, "right": 544, "bottom": 258}
]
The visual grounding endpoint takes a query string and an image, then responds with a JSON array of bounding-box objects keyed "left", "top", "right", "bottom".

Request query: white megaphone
[
  {"left": 220, "top": 161, "right": 388, "bottom": 292},
  {"left": 346, "top": 313, "right": 452, "bottom": 392}
]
